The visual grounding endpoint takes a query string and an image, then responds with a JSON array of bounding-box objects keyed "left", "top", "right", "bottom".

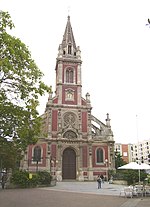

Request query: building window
[
  {"left": 66, "top": 68, "right": 73, "bottom": 83},
  {"left": 33, "top": 146, "right": 41, "bottom": 162},
  {"left": 96, "top": 148, "right": 103, "bottom": 163},
  {"left": 123, "top": 152, "right": 127, "bottom": 157},
  {"left": 68, "top": 45, "right": 71, "bottom": 54}
]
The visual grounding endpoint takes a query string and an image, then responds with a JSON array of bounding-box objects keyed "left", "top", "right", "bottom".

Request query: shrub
[
  {"left": 11, "top": 170, "right": 30, "bottom": 188},
  {"left": 121, "top": 170, "right": 147, "bottom": 185},
  {"left": 37, "top": 171, "right": 52, "bottom": 185},
  {"left": 11, "top": 170, "right": 52, "bottom": 188}
]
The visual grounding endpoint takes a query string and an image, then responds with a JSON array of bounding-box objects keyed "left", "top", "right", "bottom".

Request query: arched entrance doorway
[{"left": 62, "top": 148, "right": 76, "bottom": 180}]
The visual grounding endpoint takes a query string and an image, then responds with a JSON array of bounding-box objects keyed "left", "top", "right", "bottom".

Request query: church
[{"left": 22, "top": 16, "right": 115, "bottom": 181}]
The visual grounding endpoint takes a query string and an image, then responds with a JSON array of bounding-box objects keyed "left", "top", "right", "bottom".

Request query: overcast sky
[{"left": 1, "top": 0, "right": 150, "bottom": 144}]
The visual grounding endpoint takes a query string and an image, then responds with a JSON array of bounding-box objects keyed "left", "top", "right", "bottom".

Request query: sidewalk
[
  {"left": 43, "top": 181, "right": 125, "bottom": 196},
  {"left": 41, "top": 181, "right": 150, "bottom": 207}
]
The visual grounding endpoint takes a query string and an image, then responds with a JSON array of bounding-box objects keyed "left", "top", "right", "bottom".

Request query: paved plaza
[{"left": 0, "top": 181, "right": 149, "bottom": 207}]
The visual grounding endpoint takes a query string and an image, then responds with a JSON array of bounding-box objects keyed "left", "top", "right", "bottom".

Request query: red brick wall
[
  {"left": 122, "top": 144, "right": 129, "bottom": 163},
  {"left": 81, "top": 99, "right": 86, "bottom": 106},
  {"left": 82, "top": 111, "right": 87, "bottom": 132},
  {"left": 62, "top": 86, "right": 77, "bottom": 105},
  {"left": 53, "top": 97, "right": 58, "bottom": 103},
  {"left": 82, "top": 146, "right": 88, "bottom": 167},
  {"left": 52, "top": 110, "right": 58, "bottom": 131}
]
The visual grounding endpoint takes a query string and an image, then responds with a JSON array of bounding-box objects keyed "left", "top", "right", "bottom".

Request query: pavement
[
  {"left": 43, "top": 181, "right": 126, "bottom": 196},
  {"left": 42, "top": 181, "right": 150, "bottom": 207},
  {"left": 0, "top": 181, "right": 149, "bottom": 207}
]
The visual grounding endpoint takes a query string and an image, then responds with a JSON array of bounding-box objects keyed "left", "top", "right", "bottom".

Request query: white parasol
[{"left": 118, "top": 162, "right": 141, "bottom": 170}]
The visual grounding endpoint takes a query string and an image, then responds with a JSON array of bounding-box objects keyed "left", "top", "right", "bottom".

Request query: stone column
[{"left": 88, "top": 145, "right": 93, "bottom": 180}]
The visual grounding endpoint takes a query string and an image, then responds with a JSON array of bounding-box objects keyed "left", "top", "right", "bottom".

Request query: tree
[
  {"left": 115, "top": 150, "right": 127, "bottom": 169},
  {"left": 123, "top": 169, "right": 147, "bottom": 185},
  {"left": 0, "top": 11, "right": 50, "bottom": 170}
]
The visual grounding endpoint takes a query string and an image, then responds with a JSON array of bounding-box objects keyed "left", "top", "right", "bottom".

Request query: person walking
[
  {"left": 97, "top": 175, "right": 102, "bottom": 189},
  {"left": 100, "top": 174, "right": 104, "bottom": 183},
  {"left": 1, "top": 175, "right": 5, "bottom": 189}
]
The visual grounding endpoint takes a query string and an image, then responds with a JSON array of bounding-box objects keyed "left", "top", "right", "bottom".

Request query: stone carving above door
[{"left": 63, "top": 130, "right": 77, "bottom": 139}]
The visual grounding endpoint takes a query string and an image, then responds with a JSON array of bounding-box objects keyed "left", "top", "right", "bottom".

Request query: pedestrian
[
  {"left": 1, "top": 175, "right": 5, "bottom": 189},
  {"left": 97, "top": 175, "right": 102, "bottom": 189},
  {"left": 1, "top": 173, "right": 7, "bottom": 189},
  {"left": 100, "top": 174, "right": 104, "bottom": 183}
]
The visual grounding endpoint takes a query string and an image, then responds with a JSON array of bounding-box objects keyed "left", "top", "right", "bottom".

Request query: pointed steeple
[
  {"left": 58, "top": 16, "right": 81, "bottom": 59},
  {"left": 62, "top": 16, "right": 76, "bottom": 48}
]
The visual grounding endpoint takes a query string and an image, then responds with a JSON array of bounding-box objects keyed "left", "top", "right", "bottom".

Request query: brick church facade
[{"left": 22, "top": 16, "right": 115, "bottom": 181}]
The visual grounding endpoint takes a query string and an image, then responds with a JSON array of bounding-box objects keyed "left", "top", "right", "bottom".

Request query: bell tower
[{"left": 55, "top": 16, "right": 82, "bottom": 106}]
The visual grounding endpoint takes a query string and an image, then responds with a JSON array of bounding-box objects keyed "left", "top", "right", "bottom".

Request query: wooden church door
[{"left": 62, "top": 148, "right": 76, "bottom": 179}]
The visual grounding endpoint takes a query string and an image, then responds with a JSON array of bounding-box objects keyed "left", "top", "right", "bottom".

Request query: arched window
[
  {"left": 66, "top": 68, "right": 74, "bottom": 83},
  {"left": 68, "top": 45, "right": 72, "bottom": 54},
  {"left": 96, "top": 148, "right": 103, "bottom": 163},
  {"left": 33, "top": 146, "right": 41, "bottom": 162}
]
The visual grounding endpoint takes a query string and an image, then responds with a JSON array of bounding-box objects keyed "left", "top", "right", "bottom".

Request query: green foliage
[
  {"left": 115, "top": 151, "right": 127, "bottom": 169},
  {"left": 0, "top": 11, "right": 51, "bottom": 170},
  {"left": 37, "top": 171, "right": 52, "bottom": 185},
  {"left": 11, "top": 170, "right": 37, "bottom": 188},
  {"left": 0, "top": 11, "right": 14, "bottom": 32},
  {"left": 118, "top": 169, "right": 147, "bottom": 185},
  {"left": 0, "top": 137, "right": 22, "bottom": 171},
  {"left": 11, "top": 170, "right": 52, "bottom": 188},
  {"left": 108, "top": 169, "right": 116, "bottom": 179}
]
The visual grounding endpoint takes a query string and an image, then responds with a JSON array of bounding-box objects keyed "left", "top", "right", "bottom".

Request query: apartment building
[
  {"left": 115, "top": 140, "right": 150, "bottom": 165},
  {"left": 115, "top": 143, "right": 129, "bottom": 163},
  {"left": 131, "top": 140, "right": 150, "bottom": 164}
]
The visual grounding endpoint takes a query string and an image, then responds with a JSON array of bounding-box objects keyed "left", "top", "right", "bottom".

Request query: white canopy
[
  {"left": 139, "top": 163, "right": 150, "bottom": 170},
  {"left": 118, "top": 162, "right": 150, "bottom": 170},
  {"left": 118, "top": 162, "right": 141, "bottom": 170}
]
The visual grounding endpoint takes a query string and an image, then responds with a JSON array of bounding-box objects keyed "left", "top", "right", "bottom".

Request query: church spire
[
  {"left": 62, "top": 16, "right": 76, "bottom": 50},
  {"left": 58, "top": 16, "right": 81, "bottom": 59}
]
